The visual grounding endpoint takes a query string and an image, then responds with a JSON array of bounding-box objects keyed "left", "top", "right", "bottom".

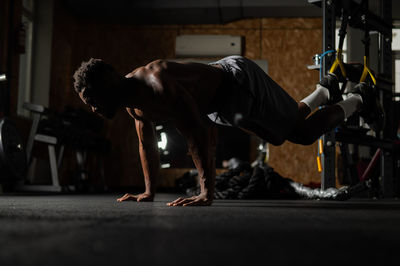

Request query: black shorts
[{"left": 208, "top": 56, "right": 298, "bottom": 141}]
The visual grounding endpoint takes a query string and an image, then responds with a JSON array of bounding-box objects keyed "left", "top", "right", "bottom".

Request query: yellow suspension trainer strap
[
  {"left": 360, "top": 10, "right": 377, "bottom": 85},
  {"left": 360, "top": 56, "right": 376, "bottom": 85},
  {"left": 329, "top": 48, "right": 346, "bottom": 78},
  {"left": 329, "top": 8, "right": 348, "bottom": 79}
]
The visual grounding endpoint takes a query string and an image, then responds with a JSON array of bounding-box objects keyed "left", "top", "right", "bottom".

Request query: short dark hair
[{"left": 73, "top": 58, "right": 114, "bottom": 93}]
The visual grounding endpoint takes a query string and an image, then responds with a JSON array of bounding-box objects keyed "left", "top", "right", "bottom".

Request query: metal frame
[
  {"left": 318, "top": 0, "right": 396, "bottom": 196},
  {"left": 321, "top": 0, "right": 336, "bottom": 189},
  {"left": 19, "top": 102, "right": 108, "bottom": 193},
  {"left": 379, "top": 0, "right": 395, "bottom": 197},
  {"left": 19, "top": 103, "right": 63, "bottom": 192}
]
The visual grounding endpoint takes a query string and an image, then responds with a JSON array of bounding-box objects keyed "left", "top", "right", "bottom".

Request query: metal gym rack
[{"left": 311, "top": 0, "right": 398, "bottom": 197}]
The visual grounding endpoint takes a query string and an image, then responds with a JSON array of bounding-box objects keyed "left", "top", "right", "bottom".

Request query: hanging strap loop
[
  {"left": 360, "top": 56, "right": 376, "bottom": 84},
  {"left": 359, "top": 9, "right": 377, "bottom": 85},
  {"left": 329, "top": 48, "right": 346, "bottom": 77},
  {"left": 329, "top": 8, "right": 348, "bottom": 78}
]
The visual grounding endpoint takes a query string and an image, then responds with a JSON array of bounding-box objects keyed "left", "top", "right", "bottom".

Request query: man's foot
[
  {"left": 319, "top": 73, "right": 342, "bottom": 105},
  {"left": 348, "top": 82, "right": 385, "bottom": 130}
]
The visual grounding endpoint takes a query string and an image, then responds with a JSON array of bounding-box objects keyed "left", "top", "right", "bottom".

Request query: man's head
[{"left": 73, "top": 58, "right": 122, "bottom": 119}]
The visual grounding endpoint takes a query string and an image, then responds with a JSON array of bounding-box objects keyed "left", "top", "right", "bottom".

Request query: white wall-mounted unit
[{"left": 175, "top": 35, "right": 242, "bottom": 57}]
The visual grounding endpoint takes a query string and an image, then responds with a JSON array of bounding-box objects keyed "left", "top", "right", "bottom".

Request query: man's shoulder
[
  {"left": 145, "top": 59, "right": 168, "bottom": 71},
  {"left": 125, "top": 59, "right": 165, "bottom": 76}
]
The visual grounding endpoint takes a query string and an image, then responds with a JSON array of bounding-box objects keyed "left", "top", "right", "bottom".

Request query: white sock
[
  {"left": 336, "top": 93, "right": 363, "bottom": 119},
  {"left": 300, "top": 84, "right": 330, "bottom": 111}
]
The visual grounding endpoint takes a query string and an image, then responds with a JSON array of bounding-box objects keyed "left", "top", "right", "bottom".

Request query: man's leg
[
  {"left": 288, "top": 103, "right": 345, "bottom": 145},
  {"left": 236, "top": 74, "right": 344, "bottom": 146},
  {"left": 288, "top": 80, "right": 364, "bottom": 145}
]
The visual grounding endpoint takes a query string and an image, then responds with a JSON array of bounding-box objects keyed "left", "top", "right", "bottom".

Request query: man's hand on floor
[
  {"left": 167, "top": 194, "right": 213, "bottom": 206},
  {"left": 117, "top": 192, "right": 154, "bottom": 202}
]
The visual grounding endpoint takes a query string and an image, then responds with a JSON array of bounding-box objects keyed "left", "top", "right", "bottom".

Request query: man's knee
[
  {"left": 268, "top": 137, "right": 285, "bottom": 146},
  {"left": 297, "top": 135, "right": 317, "bottom": 145},
  {"left": 258, "top": 130, "right": 285, "bottom": 146},
  {"left": 287, "top": 129, "right": 317, "bottom": 145},
  {"left": 238, "top": 119, "right": 285, "bottom": 146}
]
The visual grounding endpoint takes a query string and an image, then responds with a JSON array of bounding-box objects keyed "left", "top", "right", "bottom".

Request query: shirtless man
[{"left": 73, "top": 56, "right": 375, "bottom": 206}]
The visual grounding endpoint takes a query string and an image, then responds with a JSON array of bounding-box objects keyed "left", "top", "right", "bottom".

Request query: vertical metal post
[
  {"left": 5, "top": 0, "right": 15, "bottom": 117},
  {"left": 380, "top": 0, "right": 393, "bottom": 83},
  {"left": 76, "top": 150, "right": 88, "bottom": 181},
  {"left": 381, "top": 150, "right": 394, "bottom": 197},
  {"left": 57, "top": 145, "right": 65, "bottom": 169},
  {"left": 26, "top": 112, "right": 41, "bottom": 162},
  {"left": 321, "top": 0, "right": 336, "bottom": 189},
  {"left": 48, "top": 145, "right": 60, "bottom": 187},
  {"left": 379, "top": 0, "right": 394, "bottom": 197}
]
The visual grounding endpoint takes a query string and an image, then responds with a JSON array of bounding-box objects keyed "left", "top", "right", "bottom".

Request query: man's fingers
[
  {"left": 167, "top": 196, "right": 212, "bottom": 206},
  {"left": 118, "top": 194, "right": 129, "bottom": 201},
  {"left": 117, "top": 196, "right": 126, "bottom": 202},
  {"left": 167, "top": 197, "right": 189, "bottom": 206},
  {"left": 183, "top": 199, "right": 211, "bottom": 206},
  {"left": 173, "top": 198, "right": 193, "bottom": 206},
  {"left": 167, "top": 197, "right": 184, "bottom": 206},
  {"left": 137, "top": 195, "right": 153, "bottom": 202},
  {"left": 169, "top": 199, "right": 187, "bottom": 206},
  {"left": 182, "top": 200, "right": 201, "bottom": 206},
  {"left": 166, "top": 197, "right": 181, "bottom": 206},
  {"left": 168, "top": 197, "right": 198, "bottom": 206},
  {"left": 116, "top": 193, "right": 138, "bottom": 202},
  {"left": 116, "top": 193, "right": 127, "bottom": 201}
]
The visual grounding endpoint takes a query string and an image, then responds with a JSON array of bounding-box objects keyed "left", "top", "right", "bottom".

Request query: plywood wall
[
  {"left": 50, "top": 1, "right": 323, "bottom": 187},
  {"left": 261, "top": 18, "right": 322, "bottom": 185}
]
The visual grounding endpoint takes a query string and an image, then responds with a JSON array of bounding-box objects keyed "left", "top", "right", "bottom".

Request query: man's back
[{"left": 126, "top": 60, "right": 226, "bottom": 117}]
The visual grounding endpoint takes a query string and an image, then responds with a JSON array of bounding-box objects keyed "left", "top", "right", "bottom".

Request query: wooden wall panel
[
  {"left": 183, "top": 18, "right": 262, "bottom": 30},
  {"left": 262, "top": 18, "right": 322, "bottom": 30}
]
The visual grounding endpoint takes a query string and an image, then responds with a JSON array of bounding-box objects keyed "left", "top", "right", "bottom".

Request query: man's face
[{"left": 79, "top": 88, "right": 118, "bottom": 119}]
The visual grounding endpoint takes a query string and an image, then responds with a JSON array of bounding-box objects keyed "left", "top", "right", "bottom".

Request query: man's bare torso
[{"left": 124, "top": 60, "right": 225, "bottom": 122}]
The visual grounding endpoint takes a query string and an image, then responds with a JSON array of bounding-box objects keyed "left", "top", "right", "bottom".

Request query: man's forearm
[
  {"left": 191, "top": 147, "right": 215, "bottom": 196},
  {"left": 134, "top": 117, "right": 160, "bottom": 195},
  {"left": 139, "top": 143, "right": 159, "bottom": 194},
  {"left": 188, "top": 126, "right": 217, "bottom": 197}
]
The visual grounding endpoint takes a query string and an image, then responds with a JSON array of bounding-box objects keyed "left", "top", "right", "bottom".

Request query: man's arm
[
  {"left": 167, "top": 86, "right": 217, "bottom": 206},
  {"left": 117, "top": 116, "right": 160, "bottom": 202},
  {"left": 135, "top": 117, "right": 160, "bottom": 195}
]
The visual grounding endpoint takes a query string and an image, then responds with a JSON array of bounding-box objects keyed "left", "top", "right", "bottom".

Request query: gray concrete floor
[{"left": 0, "top": 193, "right": 400, "bottom": 266}]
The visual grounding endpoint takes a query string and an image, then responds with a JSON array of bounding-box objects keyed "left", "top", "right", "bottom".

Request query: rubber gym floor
[{"left": 0, "top": 193, "right": 399, "bottom": 266}]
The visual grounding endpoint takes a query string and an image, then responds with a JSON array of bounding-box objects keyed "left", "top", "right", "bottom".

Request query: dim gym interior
[{"left": 1, "top": 0, "right": 400, "bottom": 265}]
